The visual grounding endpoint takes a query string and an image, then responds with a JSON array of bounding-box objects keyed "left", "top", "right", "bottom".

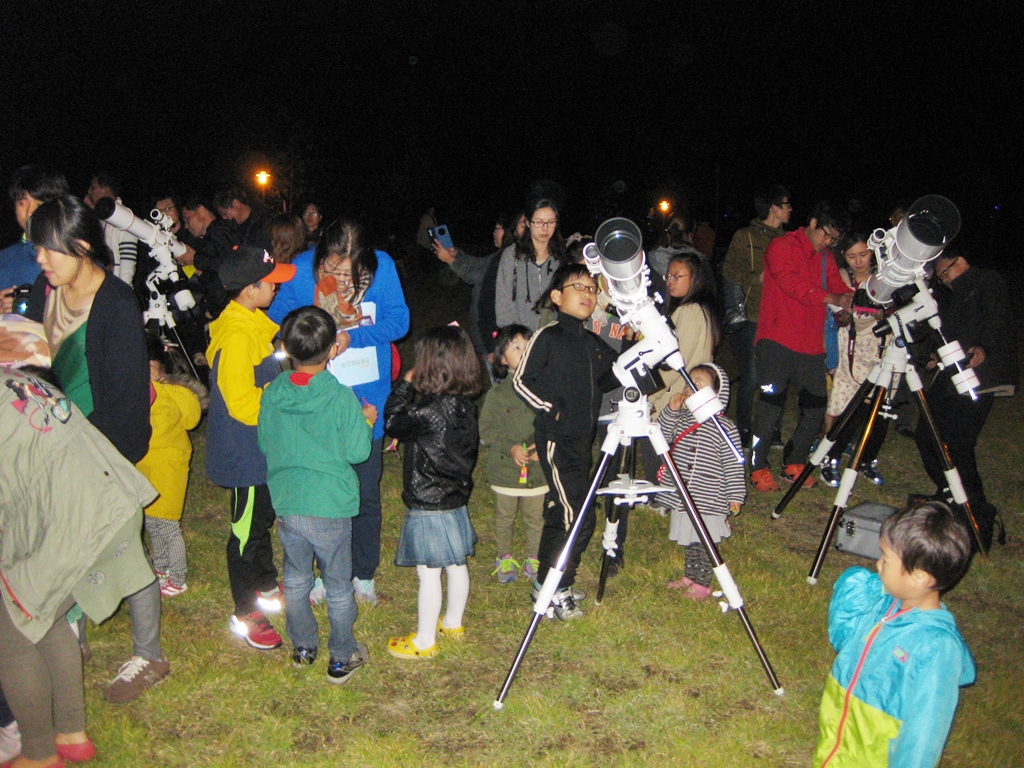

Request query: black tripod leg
[
  {"left": 773, "top": 378, "right": 877, "bottom": 520},
  {"left": 807, "top": 386, "right": 886, "bottom": 584},
  {"left": 167, "top": 323, "right": 202, "bottom": 382},
  {"left": 493, "top": 449, "right": 616, "bottom": 710},
  {"left": 913, "top": 389, "right": 987, "bottom": 556},
  {"left": 660, "top": 449, "right": 783, "bottom": 694},
  {"left": 596, "top": 443, "right": 634, "bottom": 604}
]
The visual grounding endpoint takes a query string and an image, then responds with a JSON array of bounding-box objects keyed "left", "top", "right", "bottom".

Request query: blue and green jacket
[{"left": 814, "top": 567, "right": 975, "bottom": 768}]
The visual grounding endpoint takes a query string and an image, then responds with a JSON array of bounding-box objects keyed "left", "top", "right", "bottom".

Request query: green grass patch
[{"left": 80, "top": 281, "right": 1024, "bottom": 766}]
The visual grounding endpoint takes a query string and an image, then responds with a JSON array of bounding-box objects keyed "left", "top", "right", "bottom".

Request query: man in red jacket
[{"left": 749, "top": 202, "right": 853, "bottom": 492}]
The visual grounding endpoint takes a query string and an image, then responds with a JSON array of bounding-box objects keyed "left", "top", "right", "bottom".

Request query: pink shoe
[
  {"left": 666, "top": 576, "right": 695, "bottom": 590},
  {"left": 679, "top": 582, "right": 713, "bottom": 600},
  {"left": 57, "top": 738, "right": 96, "bottom": 762}
]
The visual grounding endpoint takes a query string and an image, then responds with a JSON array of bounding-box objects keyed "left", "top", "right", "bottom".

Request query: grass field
[{"left": 79, "top": 278, "right": 1024, "bottom": 767}]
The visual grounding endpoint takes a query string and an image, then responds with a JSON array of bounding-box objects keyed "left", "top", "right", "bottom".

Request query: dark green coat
[{"left": 478, "top": 378, "right": 546, "bottom": 489}]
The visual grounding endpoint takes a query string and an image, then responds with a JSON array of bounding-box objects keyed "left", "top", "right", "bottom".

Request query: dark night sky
[{"left": 2, "top": 1, "right": 1020, "bottom": 252}]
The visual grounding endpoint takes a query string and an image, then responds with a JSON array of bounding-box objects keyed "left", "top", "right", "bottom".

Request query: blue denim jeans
[{"left": 278, "top": 515, "right": 358, "bottom": 662}]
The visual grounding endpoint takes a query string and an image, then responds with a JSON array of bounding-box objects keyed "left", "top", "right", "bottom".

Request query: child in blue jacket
[{"left": 814, "top": 502, "right": 975, "bottom": 768}]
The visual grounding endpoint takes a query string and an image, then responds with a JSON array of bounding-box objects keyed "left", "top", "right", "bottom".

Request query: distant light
[
  {"left": 659, "top": 200, "right": 670, "bottom": 213},
  {"left": 256, "top": 171, "right": 270, "bottom": 187},
  {"left": 993, "top": 204, "right": 1001, "bottom": 212}
]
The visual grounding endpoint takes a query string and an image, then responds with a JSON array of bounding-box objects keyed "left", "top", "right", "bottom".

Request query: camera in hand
[{"left": 12, "top": 284, "right": 32, "bottom": 316}]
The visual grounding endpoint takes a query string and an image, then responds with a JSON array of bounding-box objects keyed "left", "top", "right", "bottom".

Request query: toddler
[
  {"left": 659, "top": 363, "right": 745, "bottom": 598},
  {"left": 479, "top": 324, "right": 548, "bottom": 583},
  {"left": 136, "top": 334, "right": 207, "bottom": 597}
]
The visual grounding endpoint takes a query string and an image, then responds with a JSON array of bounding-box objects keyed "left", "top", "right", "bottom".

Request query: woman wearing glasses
[
  {"left": 494, "top": 196, "right": 567, "bottom": 332},
  {"left": 302, "top": 203, "right": 324, "bottom": 245},
  {"left": 648, "top": 251, "right": 722, "bottom": 417},
  {"left": 818, "top": 234, "right": 888, "bottom": 487},
  {"left": 267, "top": 219, "right": 410, "bottom": 606}
]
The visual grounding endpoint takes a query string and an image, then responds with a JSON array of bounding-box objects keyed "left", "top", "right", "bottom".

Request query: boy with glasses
[{"left": 513, "top": 264, "right": 618, "bottom": 619}]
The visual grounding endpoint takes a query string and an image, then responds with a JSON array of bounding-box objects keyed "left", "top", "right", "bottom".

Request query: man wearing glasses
[
  {"left": 722, "top": 184, "right": 793, "bottom": 447},
  {"left": 913, "top": 250, "right": 1018, "bottom": 549},
  {"left": 748, "top": 201, "right": 853, "bottom": 493}
]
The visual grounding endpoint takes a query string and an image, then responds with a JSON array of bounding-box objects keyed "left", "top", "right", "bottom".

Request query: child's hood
[
  {"left": 701, "top": 362, "right": 730, "bottom": 409},
  {"left": 264, "top": 370, "right": 344, "bottom": 414},
  {"left": 162, "top": 373, "right": 210, "bottom": 411}
]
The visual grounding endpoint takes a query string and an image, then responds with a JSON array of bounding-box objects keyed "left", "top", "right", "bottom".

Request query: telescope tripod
[
  {"left": 771, "top": 337, "right": 986, "bottom": 585},
  {"left": 493, "top": 389, "right": 783, "bottom": 710},
  {"left": 144, "top": 272, "right": 205, "bottom": 383}
]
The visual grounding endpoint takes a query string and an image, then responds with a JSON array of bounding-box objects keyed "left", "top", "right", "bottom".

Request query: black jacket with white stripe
[{"left": 513, "top": 311, "right": 618, "bottom": 449}]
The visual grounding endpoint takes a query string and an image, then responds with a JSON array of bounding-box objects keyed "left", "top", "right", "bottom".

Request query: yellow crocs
[
  {"left": 387, "top": 633, "right": 440, "bottom": 660},
  {"left": 437, "top": 619, "right": 465, "bottom": 640}
]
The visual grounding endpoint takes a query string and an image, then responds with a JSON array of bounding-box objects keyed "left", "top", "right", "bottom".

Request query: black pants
[
  {"left": 752, "top": 340, "right": 828, "bottom": 471},
  {"left": 915, "top": 383, "right": 996, "bottom": 546},
  {"left": 536, "top": 433, "right": 597, "bottom": 588},
  {"left": 827, "top": 400, "right": 890, "bottom": 468},
  {"left": 351, "top": 438, "right": 384, "bottom": 581},
  {"left": 724, "top": 320, "right": 758, "bottom": 435},
  {"left": 227, "top": 484, "right": 279, "bottom": 615}
]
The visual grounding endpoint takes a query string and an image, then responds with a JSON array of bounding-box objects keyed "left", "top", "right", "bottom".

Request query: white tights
[{"left": 413, "top": 564, "right": 470, "bottom": 650}]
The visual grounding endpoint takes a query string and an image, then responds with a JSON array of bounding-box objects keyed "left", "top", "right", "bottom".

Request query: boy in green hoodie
[{"left": 258, "top": 306, "right": 376, "bottom": 684}]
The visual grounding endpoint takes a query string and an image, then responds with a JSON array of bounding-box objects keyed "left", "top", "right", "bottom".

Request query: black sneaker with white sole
[
  {"left": 551, "top": 588, "right": 584, "bottom": 621},
  {"left": 327, "top": 642, "right": 368, "bottom": 684},
  {"left": 292, "top": 647, "right": 318, "bottom": 668},
  {"left": 530, "top": 583, "right": 586, "bottom": 604}
]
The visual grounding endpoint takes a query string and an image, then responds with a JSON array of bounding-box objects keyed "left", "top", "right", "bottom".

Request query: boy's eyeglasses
[{"left": 565, "top": 282, "right": 598, "bottom": 295}]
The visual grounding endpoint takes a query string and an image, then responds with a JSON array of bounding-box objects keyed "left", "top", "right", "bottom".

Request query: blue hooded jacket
[{"left": 814, "top": 567, "right": 975, "bottom": 768}]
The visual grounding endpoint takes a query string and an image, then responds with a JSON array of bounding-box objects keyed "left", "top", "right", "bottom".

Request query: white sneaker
[
  {"left": 256, "top": 584, "right": 284, "bottom": 613},
  {"left": 352, "top": 577, "right": 378, "bottom": 606},
  {"left": 309, "top": 577, "right": 326, "bottom": 605},
  {"left": 0, "top": 721, "right": 21, "bottom": 763}
]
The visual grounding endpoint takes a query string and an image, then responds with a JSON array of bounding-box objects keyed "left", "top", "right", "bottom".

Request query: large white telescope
[{"left": 865, "top": 195, "right": 960, "bottom": 305}]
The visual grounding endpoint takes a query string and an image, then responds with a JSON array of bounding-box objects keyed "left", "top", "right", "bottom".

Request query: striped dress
[{"left": 656, "top": 363, "right": 746, "bottom": 546}]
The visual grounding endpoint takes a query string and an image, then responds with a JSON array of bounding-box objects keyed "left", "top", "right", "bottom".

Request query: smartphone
[{"left": 430, "top": 224, "right": 454, "bottom": 250}]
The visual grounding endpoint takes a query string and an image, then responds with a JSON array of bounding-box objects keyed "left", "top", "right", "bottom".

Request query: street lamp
[
  {"left": 659, "top": 199, "right": 670, "bottom": 214},
  {"left": 255, "top": 171, "right": 270, "bottom": 199}
]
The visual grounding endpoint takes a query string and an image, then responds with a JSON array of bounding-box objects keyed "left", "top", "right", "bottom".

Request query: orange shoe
[
  {"left": 750, "top": 468, "right": 779, "bottom": 493},
  {"left": 781, "top": 464, "right": 818, "bottom": 488}
]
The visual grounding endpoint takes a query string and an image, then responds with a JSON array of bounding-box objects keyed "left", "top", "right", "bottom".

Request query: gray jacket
[
  {"left": 494, "top": 245, "right": 558, "bottom": 332},
  {"left": 0, "top": 367, "right": 157, "bottom": 642}
]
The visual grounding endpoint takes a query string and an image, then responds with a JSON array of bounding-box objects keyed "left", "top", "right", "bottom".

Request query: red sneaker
[
  {"left": 230, "top": 611, "right": 283, "bottom": 650},
  {"left": 750, "top": 468, "right": 779, "bottom": 493},
  {"left": 781, "top": 463, "right": 818, "bottom": 488}
]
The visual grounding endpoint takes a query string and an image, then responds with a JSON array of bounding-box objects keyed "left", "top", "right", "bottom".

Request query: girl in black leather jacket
[{"left": 383, "top": 326, "right": 482, "bottom": 660}]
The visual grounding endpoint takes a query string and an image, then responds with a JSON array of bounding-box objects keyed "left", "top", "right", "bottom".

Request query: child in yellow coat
[{"left": 136, "top": 335, "right": 208, "bottom": 597}]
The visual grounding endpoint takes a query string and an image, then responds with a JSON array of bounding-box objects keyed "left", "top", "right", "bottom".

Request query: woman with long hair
[
  {"left": 268, "top": 219, "right": 410, "bottom": 605},
  {"left": 651, "top": 251, "right": 722, "bottom": 413},
  {"left": 268, "top": 212, "right": 308, "bottom": 264},
  {"left": 494, "top": 195, "right": 566, "bottom": 332},
  {"left": 22, "top": 196, "right": 167, "bottom": 718},
  {"left": 819, "top": 233, "right": 888, "bottom": 487},
  {"left": 301, "top": 202, "right": 324, "bottom": 245},
  {"left": 644, "top": 251, "right": 723, "bottom": 502}
]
